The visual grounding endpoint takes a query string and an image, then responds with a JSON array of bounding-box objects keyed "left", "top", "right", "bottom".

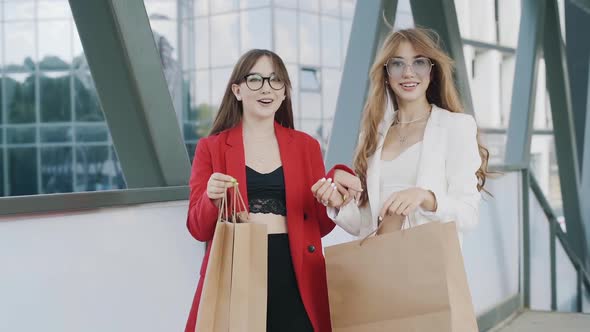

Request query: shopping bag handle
[
  {"left": 230, "top": 182, "right": 249, "bottom": 223},
  {"left": 359, "top": 214, "right": 414, "bottom": 246}
]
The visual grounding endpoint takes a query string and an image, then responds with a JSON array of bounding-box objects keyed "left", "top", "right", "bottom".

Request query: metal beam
[
  {"left": 68, "top": 0, "right": 190, "bottom": 188},
  {"left": 583, "top": 58, "right": 590, "bottom": 251},
  {"left": 565, "top": 0, "right": 590, "bottom": 170},
  {"left": 325, "top": 0, "right": 398, "bottom": 168},
  {"left": 410, "top": 0, "right": 474, "bottom": 115},
  {"left": 543, "top": 0, "right": 588, "bottom": 267},
  {"left": 505, "top": 0, "right": 546, "bottom": 167}
]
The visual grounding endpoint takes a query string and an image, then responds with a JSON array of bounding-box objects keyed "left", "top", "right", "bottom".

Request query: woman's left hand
[
  {"left": 311, "top": 177, "right": 344, "bottom": 208},
  {"left": 378, "top": 187, "right": 433, "bottom": 220}
]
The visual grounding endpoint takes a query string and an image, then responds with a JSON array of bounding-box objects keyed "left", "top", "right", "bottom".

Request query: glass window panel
[
  {"left": 299, "top": 13, "right": 320, "bottom": 66},
  {"left": 150, "top": 19, "right": 179, "bottom": 61},
  {"left": 556, "top": 240, "right": 578, "bottom": 312},
  {"left": 480, "top": 132, "right": 507, "bottom": 166},
  {"left": 143, "top": 0, "right": 177, "bottom": 19},
  {"left": 299, "top": 119, "right": 323, "bottom": 150},
  {"left": 37, "top": 0, "right": 72, "bottom": 19},
  {"left": 321, "top": 16, "right": 341, "bottom": 67},
  {"left": 194, "top": 0, "right": 209, "bottom": 16},
  {"left": 4, "top": 22, "right": 36, "bottom": 70},
  {"left": 5, "top": 73, "right": 36, "bottom": 124},
  {"left": 274, "top": 9, "right": 297, "bottom": 63},
  {"left": 1, "top": 78, "right": 4, "bottom": 125},
  {"left": 530, "top": 134, "right": 563, "bottom": 216},
  {"left": 500, "top": 54, "right": 516, "bottom": 127},
  {"left": 8, "top": 147, "right": 38, "bottom": 196},
  {"left": 341, "top": 0, "right": 355, "bottom": 18},
  {"left": 7, "top": 127, "right": 36, "bottom": 144},
  {"left": 40, "top": 72, "right": 72, "bottom": 122},
  {"left": 38, "top": 20, "right": 72, "bottom": 69},
  {"left": 72, "top": 21, "right": 85, "bottom": 63},
  {"left": 471, "top": 49, "right": 502, "bottom": 128},
  {"left": 286, "top": 64, "right": 299, "bottom": 118},
  {"left": 3, "top": 1, "right": 35, "bottom": 21},
  {"left": 300, "top": 67, "right": 320, "bottom": 90},
  {"left": 186, "top": 143, "right": 197, "bottom": 163},
  {"left": 192, "top": 70, "right": 211, "bottom": 115},
  {"left": 454, "top": 0, "right": 471, "bottom": 40},
  {"left": 341, "top": 19, "right": 352, "bottom": 63},
  {"left": 274, "top": 0, "right": 297, "bottom": 8},
  {"left": 211, "top": 0, "right": 239, "bottom": 14},
  {"left": 0, "top": 152, "right": 4, "bottom": 196},
  {"left": 530, "top": 192, "right": 551, "bottom": 310},
  {"left": 300, "top": 92, "right": 321, "bottom": 120},
  {"left": 240, "top": 0, "right": 270, "bottom": 9},
  {"left": 498, "top": 0, "right": 520, "bottom": 47},
  {"left": 183, "top": 121, "right": 209, "bottom": 142},
  {"left": 211, "top": 67, "right": 232, "bottom": 108},
  {"left": 394, "top": 10, "right": 414, "bottom": 30},
  {"left": 41, "top": 146, "right": 73, "bottom": 194},
  {"left": 75, "top": 145, "right": 113, "bottom": 191},
  {"left": 241, "top": 8, "right": 271, "bottom": 52},
  {"left": 300, "top": 0, "right": 319, "bottom": 12},
  {"left": 322, "top": 69, "right": 340, "bottom": 119},
  {"left": 74, "top": 71, "right": 104, "bottom": 122},
  {"left": 321, "top": 0, "right": 340, "bottom": 15},
  {"left": 321, "top": 118, "right": 333, "bottom": 149},
  {"left": 75, "top": 124, "right": 109, "bottom": 142},
  {"left": 182, "top": 18, "right": 209, "bottom": 69},
  {"left": 41, "top": 125, "right": 72, "bottom": 143},
  {"left": 211, "top": 13, "right": 240, "bottom": 66},
  {"left": 534, "top": 59, "right": 550, "bottom": 130}
]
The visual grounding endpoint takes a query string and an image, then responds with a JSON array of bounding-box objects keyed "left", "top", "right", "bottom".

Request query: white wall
[{"left": 0, "top": 201, "right": 202, "bottom": 332}]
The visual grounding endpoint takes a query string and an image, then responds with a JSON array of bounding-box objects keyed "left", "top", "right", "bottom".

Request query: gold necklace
[{"left": 391, "top": 113, "right": 430, "bottom": 145}]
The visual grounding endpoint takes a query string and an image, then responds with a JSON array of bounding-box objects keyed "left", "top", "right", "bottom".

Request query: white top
[{"left": 379, "top": 141, "right": 422, "bottom": 210}]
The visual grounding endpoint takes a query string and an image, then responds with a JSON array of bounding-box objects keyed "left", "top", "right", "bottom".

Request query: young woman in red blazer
[{"left": 184, "top": 49, "right": 355, "bottom": 332}]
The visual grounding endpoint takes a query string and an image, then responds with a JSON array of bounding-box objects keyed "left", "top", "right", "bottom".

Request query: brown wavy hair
[
  {"left": 209, "top": 49, "right": 294, "bottom": 135},
  {"left": 354, "top": 28, "right": 491, "bottom": 206}
]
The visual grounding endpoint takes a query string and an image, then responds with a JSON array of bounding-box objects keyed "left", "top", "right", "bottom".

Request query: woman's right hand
[
  {"left": 207, "top": 172, "right": 236, "bottom": 207},
  {"left": 333, "top": 169, "right": 363, "bottom": 205}
]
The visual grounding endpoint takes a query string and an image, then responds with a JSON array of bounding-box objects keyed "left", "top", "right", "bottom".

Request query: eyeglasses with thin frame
[
  {"left": 384, "top": 57, "right": 434, "bottom": 79},
  {"left": 242, "top": 73, "right": 285, "bottom": 91}
]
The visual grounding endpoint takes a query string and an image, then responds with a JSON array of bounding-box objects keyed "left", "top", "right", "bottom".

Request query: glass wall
[
  {"left": 0, "top": 0, "right": 125, "bottom": 197},
  {"left": 145, "top": 0, "right": 358, "bottom": 159},
  {"left": 0, "top": 0, "right": 357, "bottom": 196}
]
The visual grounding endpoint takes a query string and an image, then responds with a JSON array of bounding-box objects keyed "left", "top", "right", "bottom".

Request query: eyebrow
[
  {"left": 247, "top": 71, "right": 276, "bottom": 76},
  {"left": 392, "top": 55, "right": 427, "bottom": 60}
]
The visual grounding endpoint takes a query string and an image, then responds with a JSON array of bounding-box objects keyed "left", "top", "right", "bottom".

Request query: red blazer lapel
[{"left": 224, "top": 124, "right": 249, "bottom": 212}]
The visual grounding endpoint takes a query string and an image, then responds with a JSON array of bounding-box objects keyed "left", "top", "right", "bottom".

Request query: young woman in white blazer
[{"left": 312, "top": 28, "right": 490, "bottom": 245}]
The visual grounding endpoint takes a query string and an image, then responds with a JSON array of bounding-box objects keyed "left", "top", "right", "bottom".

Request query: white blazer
[{"left": 329, "top": 103, "right": 482, "bottom": 245}]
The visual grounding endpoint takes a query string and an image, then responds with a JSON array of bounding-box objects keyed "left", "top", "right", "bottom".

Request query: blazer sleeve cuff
[
  {"left": 417, "top": 187, "right": 448, "bottom": 221},
  {"left": 326, "top": 164, "right": 355, "bottom": 179}
]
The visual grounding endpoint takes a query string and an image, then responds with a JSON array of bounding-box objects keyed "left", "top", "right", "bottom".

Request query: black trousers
[{"left": 267, "top": 234, "right": 314, "bottom": 332}]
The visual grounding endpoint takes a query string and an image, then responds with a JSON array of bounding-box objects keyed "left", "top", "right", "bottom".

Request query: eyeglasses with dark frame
[
  {"left": 384, "top": 57, "right": 434, "bottom": 79},
  {"left": 242, "top": 73, "right": 285, "bottom": 91}
]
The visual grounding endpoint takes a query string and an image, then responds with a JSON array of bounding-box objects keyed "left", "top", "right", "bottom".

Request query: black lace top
[{"left": 246, "top": 166, "right": 287, "bottom": 216}]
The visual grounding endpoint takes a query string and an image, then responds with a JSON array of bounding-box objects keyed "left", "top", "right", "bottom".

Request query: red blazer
[{"left": 185, "top": 122, "right": 351, "bottom": 332}]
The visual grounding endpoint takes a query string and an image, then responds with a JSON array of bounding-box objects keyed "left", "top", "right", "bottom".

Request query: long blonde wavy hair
[{"left": 354, "top": 28, "right": 491, "bottom": 207}]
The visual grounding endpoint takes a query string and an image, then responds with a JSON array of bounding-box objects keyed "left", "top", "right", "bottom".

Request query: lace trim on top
[{"left": 249, "top": 198, "right": 287, "bottom": 216}]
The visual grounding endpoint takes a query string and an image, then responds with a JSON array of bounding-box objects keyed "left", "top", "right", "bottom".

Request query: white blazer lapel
[
  {"left": 415, "top": 106, "right": 447, "bottom": 189},
  {"left": 366, "top": 96, "right": 395, "bottom": 228}
]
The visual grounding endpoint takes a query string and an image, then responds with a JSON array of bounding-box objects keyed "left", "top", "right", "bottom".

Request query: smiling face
[
  {"left": 386, "top": 41, "right": 432, "bottom": 105},
  {"left": 231, "top": 55, "right": 286, "bottom": 121}
]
